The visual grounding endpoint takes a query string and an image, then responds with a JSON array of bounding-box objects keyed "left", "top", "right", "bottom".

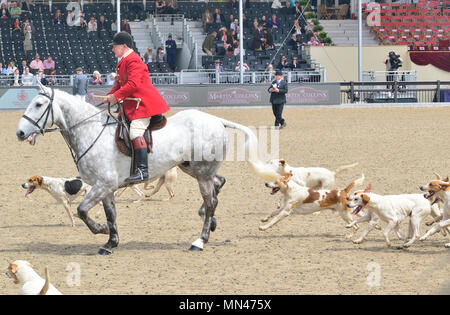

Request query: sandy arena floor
[{"left": 1, "top": 107, "right": 449, "bottom": 295}]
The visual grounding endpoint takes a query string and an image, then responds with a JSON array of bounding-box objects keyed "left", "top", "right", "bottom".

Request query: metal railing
[{"left": 341, "top": 81, "right": 450, "bottom": 104}]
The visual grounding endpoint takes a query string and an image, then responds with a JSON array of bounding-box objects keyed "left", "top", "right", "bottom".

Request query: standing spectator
[
  {"left": 73, "top": 67, "right": 88, "bottom": 101},
  {"left": 87, "top": 16, "right": 97, "bottom": 33},
  {"left": 230, "top": 0, "right": 239, "bottom": 9},
  {"left": 230, "top": 18, "right": 239, "bottom": 34},
  {"left": 12, "top": 68, "right": 20, "bottom": 86},
  {"left": 202, "top": 8, "right": 213, "bottom": 29},
  {"left": 259, "top": 15, "right": 269, "bottom": 29},
  {"left": 166, "top": 0, "right": 177, "bottom": 14},
  {"left": 144, "top": 47, "right": 154, "bottom": 65},
  {"left": 213, "top": 8, "right": 225, "bottom": 24},
  {"left": 23, "top": 24, "right": 33, "bottom": 58},
  {"left": 262, "top": 28, "right": 274, "bottom": 50},
  {"left": 106, "top": 72, "right": 116, "bottom": 85},
  {"left": 0, "top": 62, "right": 8, "bottom": 75},
  {"left": 233, "top": 41, "right": 244, "bottom": 56},
  {"left": 9, "top": 1, "right": 21, "bottom": 18},
  {"left": 264, "top": 63, "right": 276, "bottom": 82},
  {"left": 272, "top": 0, "right": 283, "bottom": 9},
  {"left": 29, "top": 54, "right": 44, "bottom": 72},
  {"left": 202, "top": 31, "right": 216, "bottom": 56},
  {"left": 289, "top": 0, "right": 298, "bottom": 6},
  {"left": 294, "top": 2, "right": 302, "bottom": 17},
  {"left": 252, "top": 24, "right": 264, "bottom": 51},
  {"left": 305, "top": 29, "right": 314, "bottom": 43},
  {"left": 91, "top": 70, "right": 103, "bottom": 85},
  {"left": 292, "top": 19, "right": 302, "bottom": 36},
  {"left": 282, "top": 1, "right": 295, "bottom": 15},
  {"left": 21, "top": 66, "right": 34, "bottom": 86},
  {"left": 22, "top": 17, "right": 34, "bottom": 32},
  {"left": 165, "top": 34, "right": 177, "bottom": 71},
  {"left": 288, "top": 33, "right": 299, "bottom": 49},
  {"left": 121, "top": 18, "right": 131, "bottom": 34},
  {"left": 156, "top": 47, "right": 165, "bottom": 62},
  {"left": 268, "top": 70, "right": 288, "bottom": 129},
  {"left": 21, "top": 0, "right": 35, "bottom": 12},
  {"left": 0, "top": 3, "right": 9, "bottom": 19},
  {"left": 43, "top": 55, "right": 55, "bottom": 74},
  {"left": 269, "top": 14, "right": 279, "bottom": 29},
  {"left": 35, "top": 69, "right": 48, "bottom": 86},
  {"left": 7, "top": 60, "right": 17, "bottom": 75}
]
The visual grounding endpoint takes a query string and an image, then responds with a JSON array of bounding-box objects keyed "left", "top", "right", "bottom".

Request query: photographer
[{"left": 383, "top": 51, "right": 403, "bottom": 91}]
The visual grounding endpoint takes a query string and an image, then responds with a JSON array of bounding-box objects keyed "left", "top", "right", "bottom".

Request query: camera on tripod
[{"left": 388, "top": 51, "right": 403, "bottom": 71}]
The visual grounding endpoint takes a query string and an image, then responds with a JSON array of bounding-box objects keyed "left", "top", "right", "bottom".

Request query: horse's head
[{"left": 16, "top": 81, "right": 57, "bottom": 145}]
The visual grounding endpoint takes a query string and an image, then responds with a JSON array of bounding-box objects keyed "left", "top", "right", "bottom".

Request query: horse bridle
[{"left": 21, "top": 88, "right": 58, "bottom": 135}]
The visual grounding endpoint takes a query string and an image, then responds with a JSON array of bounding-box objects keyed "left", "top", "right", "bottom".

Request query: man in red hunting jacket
[{"left": 104, "top": 31, "right": 170, "bottom": 183}]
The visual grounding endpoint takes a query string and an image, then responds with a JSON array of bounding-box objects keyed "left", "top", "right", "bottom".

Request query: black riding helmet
[{"left": 110, "top": 31, "right": 133, "bottom": 48}]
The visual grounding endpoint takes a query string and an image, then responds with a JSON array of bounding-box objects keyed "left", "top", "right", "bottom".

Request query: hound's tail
[
  {"left": 39, "top": 267, "right": 50, "bottom": 295},
  {"left": 333, "top": 162, "right": 359, "bottom": 176},
  {"left": 220, "top": 118, "right": 280, "bottom": 181}
]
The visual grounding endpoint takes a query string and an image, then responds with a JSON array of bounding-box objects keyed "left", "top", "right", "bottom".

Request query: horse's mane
[{"left": 55, "top": 89, "right": 101, "bottom": 113}]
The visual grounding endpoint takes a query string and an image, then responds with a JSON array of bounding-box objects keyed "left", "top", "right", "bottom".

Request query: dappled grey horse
[{"left": 16, "top": 83, "right": 279, "bottom": 255}]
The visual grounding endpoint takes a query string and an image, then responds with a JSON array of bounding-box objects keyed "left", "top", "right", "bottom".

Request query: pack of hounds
[{"left": 9, "top": 159, "right": 450, "bottom": 294}]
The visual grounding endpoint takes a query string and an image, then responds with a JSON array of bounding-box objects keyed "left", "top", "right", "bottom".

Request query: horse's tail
[{"left": 220, "top": 118, "right": 280, "bottom": 181}]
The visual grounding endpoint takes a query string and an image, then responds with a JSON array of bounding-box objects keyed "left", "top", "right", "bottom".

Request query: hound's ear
[
  {"left": 362, "top": 194, "right": 370, "bottom": 204},
  {"left": 364, "top": 183, "right": 372, "bottom": 193},
  {"left": 444, "top": 177, "right": 449, "bottom": 183},
  {"left": 9, "top": 262, "right": 18, "bottom": 273},
  {"left": 279, "top": 159, "right": 286, "bottom": 167},
  {"left": 281, "top": 172, "right": 292, "bottom": 183}
]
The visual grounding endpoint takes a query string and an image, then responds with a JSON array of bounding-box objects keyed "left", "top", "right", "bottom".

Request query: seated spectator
[
  {"left": 12, "top": 69, "right": 20, "bottom": 86},
  {"left": 91, "top": 70, "right": 103, "bottom": 85},
  {"left": 272, "top": 0, "right": 283, "bottom": 9},
  {"left": 202, "top": 31, "right": 216, "bottom": 56},
  {"left": 21, "top": 67, "right": 35, "bottom": 86},
  {"left": 12, "top": 17, "right": 21, "bottom": 33},
  {"left": 0, "top": 62, "right": 8, "bottom": 75},
  {"left": 98, "top": 15, "right": 109, "bottom": 32},
  {"left": 47, "top": 69, "right": 56, "bottom": 85},
  {"left": 7, "top": 61, "right": 17, "bottom": 75},
  {"left": 230, "top": 0, "right": 239, "bottom": 9},
  {"left": 166, "top": 0, "right": 177, "bottom": 14},
  {"left": 276, "top": 55, "right": 288, "bottom": 70},
  {"left": 54, "top": 9, "right": 64, "bottom": 27},
  {"left": 202, "top": 8, "right": 213, "bottom": 29},
  {"left": 155, "top": 0, "right": 167, "bottom": 15},
  {"left": 289, "top": 0, "right": 298, "bottom": 6},
  {"left": 121, "top": 19, "right": 131, "bottom": 34},
  {"left": 211, "top": 60, "right": 224, "bottom": 72},
  {"left": 29, "top": 54, "right": 44, "bottom": 72},
  {"left": 35, "top": 69, "right": 48, "bottom": 86},
  {"left": 268, "top": 14, "right": 279, "bottom": 29},
  {"left": 78, "top": 16, "right": 87, "bottom": 32},
  {"left": 0, "top": 3, "right": 9, "bottom": 19},
  {"left": 87, "top": 16, "right": 97, "bottom": 33},
  {"left": 144, "top": 47, "right": 154, "bottom": 64},
  {"left": 111, "top": 18, "right": 117, "bottom": 32},
  {"left": 230, "top": 19, "right": 239, "bottom": 34},
  {"left": 305, "top": 19, "right": 314, "bottom": 33},
  {"left": 156, "top": 47, "right": 165, "bottom": 62},
  {"left": 235, "top": 61, "right": 249, "bottom": 72},
  {"left": 260, "top": 15, "right": 269, "bottom": 29},
  {"left": 106, "top": 72, "right": 116, "bottom": 85},
  {"left": 262, "top": 28, "right": 274, "bottom": 50},
  {"left": 289, "top": 56, "right": 300, "bottom": 70},
  {"left": 43, "top": 56, "right": 55, "bottom": 74},
  {"left": 213, "top": 8, "right": 225, "bottom": 24},
  {"left": 18, "top": 59, "right": 27, "bottom": 74},
  {"left": 307, "top": 36, "right": 320, "bottom": 46},
  {"left": 9, "top": 1, "right": 21, "bottom": 19},
  {"left": 282, "top": 1, "right": 295, "bottom": 15},
  {"left": 233, "top": 41, "right": 244, "bottom": 56},
  {"left": 288, "top": 33, "right": 299, "bottom": 49},
  {"left": 21, "top": 0, "right": 35, "bottom": 12}
]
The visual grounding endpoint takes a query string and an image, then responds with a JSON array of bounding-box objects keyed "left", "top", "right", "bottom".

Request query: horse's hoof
[
  {"left": 210, "top": 218, "right": 217, "bottom": 232},
  {"left": 188, "top": 245, "right": 203, "bottom": 251},
  {"left": 98, "top": 247, "right": 113, "bottom": 255}
]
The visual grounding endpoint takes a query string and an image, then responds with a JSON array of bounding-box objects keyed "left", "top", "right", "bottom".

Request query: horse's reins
[{"left": 22, "top": 88, "right": 117, "bottom": 169}]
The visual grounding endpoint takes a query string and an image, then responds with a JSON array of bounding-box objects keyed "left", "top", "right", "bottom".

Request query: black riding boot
[{"left": 125, "top": 136, "right": 149, "bottom": 183}]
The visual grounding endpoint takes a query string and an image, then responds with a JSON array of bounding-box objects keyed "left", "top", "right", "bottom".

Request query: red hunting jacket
[{"left": 108, "top": 51, "right": 170, "bottom": 120}]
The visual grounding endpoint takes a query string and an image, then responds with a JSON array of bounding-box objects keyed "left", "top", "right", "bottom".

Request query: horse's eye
[{"left": 36, "top": 103, "right": 42, "bottom": 108}]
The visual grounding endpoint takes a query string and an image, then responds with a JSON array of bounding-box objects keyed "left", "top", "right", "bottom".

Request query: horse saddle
[{"left": 115, "top": 113, "right": 167, "bottom": 157}]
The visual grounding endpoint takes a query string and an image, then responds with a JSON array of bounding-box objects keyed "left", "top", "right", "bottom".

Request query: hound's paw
[
  {"left": 445, "top": 243, "right": 450, "bottom": 248},
  {"left": 344, "top": 233, "right": 354, "bottom": 239},
  {"left": 261, "top": 217, "right": 269, "bottom": 223},
  {"left": 345, "top": 224, "right": 354, "bottom": 229},
  {"left": 352, "top": 239, "right": 363, "bottom": 244},
  {"left": 419, "top": 236, "right": 427, "bottom": 242},
  {"left": 259, "top": 225, "right": 268, "bottom": 231},
  {"left": 374, "top": 224, "right": 381, "bottom": 230},
  {"left": 425, "top": 221, "right": 434, "bottom": 226}
]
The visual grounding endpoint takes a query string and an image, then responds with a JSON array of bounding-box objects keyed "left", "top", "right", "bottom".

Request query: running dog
[
  {"left": 267, "top": 159, "right": 359, "bottom": 189},
  {"left": 419, "top": 177, "right": 450, "bottom": 248},
  {"left": 346, "top": 184, "right": 441, "bottom": 248},
  {"left": 115, "top": 167, "right": 178, "bottom": 202},
  {"left": 22, "top": 175, "right": 90, "bottom": 227},
  {"left": 6, "top": 260, "right": 63, "bottom": 295},
  {"left": 259, "top": 172, "right": 365, "bottom": 231}
]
